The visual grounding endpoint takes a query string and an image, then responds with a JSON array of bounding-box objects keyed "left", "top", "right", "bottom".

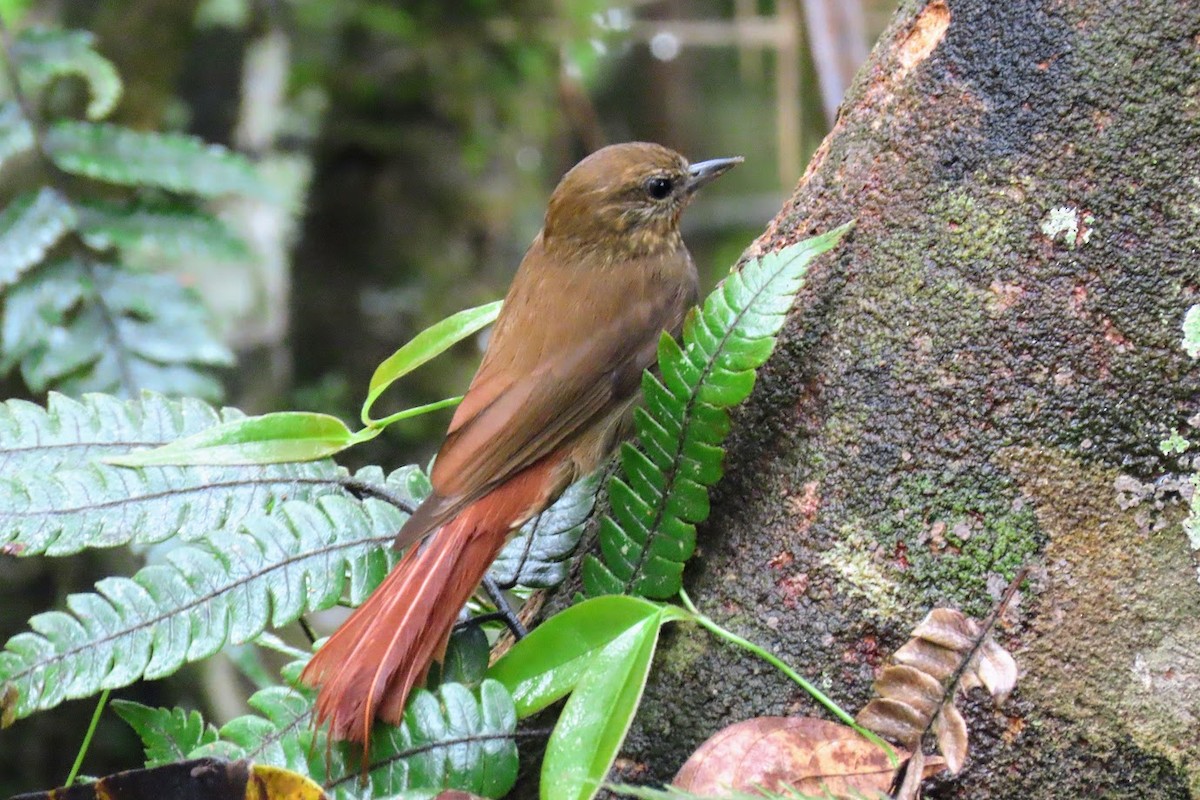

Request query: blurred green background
[{"left": 0, "top": 0, "right": 893, "bottom": 791}]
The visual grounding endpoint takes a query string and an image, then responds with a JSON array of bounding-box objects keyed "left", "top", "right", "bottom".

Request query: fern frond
[
  {"left": 0, "top": 188, "right": 76, "bottom": 289},
  {"left": 0, "top": 397, "right": 356, "bottom": 557},
  {"left": 0, "top": 467, "right": 426, "bottom": 720},
  {"left": 489, "top": 471, "right": 600, "bottom": 589},
  {"left": 0, "top": 391, "right": 246, "bottom": 476},
  {"left": 121, "top": 663, "right": 518, "bottom": 800},
  {"left": 583, "top": 225, "right": 853, "bottom": 598},
  {"left": 111, "top": 701, "right": 219, "bottom": 766},
  {"left": 44, "top": 121, "right": 271, "bottom": 199},
  {"left": 0, "top": 101, "right": 35, "bottom": 172},
  {"left": 354, "top": 679, "right": 518, "bottom": 800},
  {"left": 12, "top": 28, "right": 122, "bottom": 120},
  {"left": 76, "top": 201, "right": 251, "bottom": 263},
  {"left": 1, "top": 260, "right": 233, "bottom": 398}
]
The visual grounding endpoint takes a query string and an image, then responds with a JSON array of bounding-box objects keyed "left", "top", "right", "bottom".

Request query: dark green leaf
[
  {"left": 591, "top": 224, "right": 853, "bottom": 598},
  {"left": 438, "top": 624, "right": 490, "bottom": 688}
]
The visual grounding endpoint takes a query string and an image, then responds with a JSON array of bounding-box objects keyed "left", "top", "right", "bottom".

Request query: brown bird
[{"left": 300, "top": 142, "right": 740, "bottom": 747}]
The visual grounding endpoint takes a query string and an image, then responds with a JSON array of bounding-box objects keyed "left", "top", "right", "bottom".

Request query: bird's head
[{"left": 543, "top": 142, "right": 741, "bottom": 259}]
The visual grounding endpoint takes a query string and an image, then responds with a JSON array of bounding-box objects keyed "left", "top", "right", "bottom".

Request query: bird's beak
[{"left": 686, "top": 156, "right": 743, "bottom": 195}]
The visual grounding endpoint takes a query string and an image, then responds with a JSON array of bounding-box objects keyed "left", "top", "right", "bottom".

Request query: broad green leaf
[
  {"left": 539, "top": 607, "right": 674, "bottom": 800},
  {"left": 362, "top": 300, "right": 501, "bottom": 426},
  {"left": 437, "top": 624, "right": 490, "bottom": 688},
  {"left": 105, "top": 411, "right": 357, "bottom": 467},
  {"left": 486, "top": 594, "right": 667, "bottom": 718},
  {"left": 13, "top": 28, "right": 122, "bottom": 119},
  {"left": 0, "top": 188, "right": 76, "bottom": 289},
  {"left": 587, "top": 223, "right": 853, "bottom": 599},
  {"left": 44, "top": 121, "right": 273, "bottom": 199}
]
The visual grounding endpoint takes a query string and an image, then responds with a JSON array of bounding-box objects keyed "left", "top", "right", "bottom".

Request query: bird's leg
[{"left": 482, "top": 575, "right": 528, "bottom": 639}]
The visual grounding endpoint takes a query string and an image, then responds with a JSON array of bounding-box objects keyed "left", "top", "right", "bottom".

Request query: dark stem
[
  {"left": 297, "top": 615, "right": 317, "bottom": 645},
  {"left": 338, "top": 476, "right": 419, "bottom": 514}
]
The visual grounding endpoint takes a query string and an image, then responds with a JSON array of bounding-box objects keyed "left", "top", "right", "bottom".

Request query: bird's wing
[{"left": 395, "top": 241, "right": 694, "bottom": 548}]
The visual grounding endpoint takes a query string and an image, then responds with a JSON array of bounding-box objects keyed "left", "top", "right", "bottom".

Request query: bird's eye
[{"left": 644, "top": 176, "right": 674, "bottom": 200}]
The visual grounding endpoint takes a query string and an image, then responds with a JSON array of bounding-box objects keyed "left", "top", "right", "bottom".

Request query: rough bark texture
[{"left": 617, "top": 0, "right": 1200, "bottom": 796}]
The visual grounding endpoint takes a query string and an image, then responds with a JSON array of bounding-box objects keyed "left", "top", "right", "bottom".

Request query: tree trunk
[{"left": 620, "top": 0, "right": 1200, "bottom": 796}]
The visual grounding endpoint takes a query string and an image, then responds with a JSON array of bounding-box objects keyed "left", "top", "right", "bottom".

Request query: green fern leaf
[
  {"left": 76, "top": 201, "right": 251, "bottom": 263},
  {"left": 111, "top": 701, "right": 220, "bottom": 766},
  {"left": 489, "top": 471, "right": 600, "bottom": 589},
  {"left": 354, "top": 680, "right": 518, "bottom": 800},
  {"left": 0, "top": 101, "right": 35, "bottom": 172},
  {"left": 583, "top": 225, "right": 853, "bottom": 598},
  {"left": 1, "top": 260, "right": 233, "bottom": 398},
  {"left": 0, "top": 188, "right": 76, "bottom": 289},
  {"left": 0, "top": 391, "right": 358, "bottom": 556},
  {"left": 139, "top": 660, "right": 519, "bottom": 800},
  {"left": 12, "top": 28, "right": 122, "bottom": 120},
  {"left": 44, "top": 121, "right": 272, "bottom": 199},
  {"left": 0, "top": 391, "right": 248, "bottom": 476},
  {"left": 0, "top": 467, "right": 426, "bottom": 719}
]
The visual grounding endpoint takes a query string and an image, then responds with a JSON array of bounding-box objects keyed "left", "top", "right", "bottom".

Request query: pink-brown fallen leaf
[{"left": 673, "top": 716, "right": 899, "bottom": 798}]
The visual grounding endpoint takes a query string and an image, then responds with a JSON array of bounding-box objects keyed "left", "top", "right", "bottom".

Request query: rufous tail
[{"left": 300, "top": 457, "right": 559, "bottom": 748}]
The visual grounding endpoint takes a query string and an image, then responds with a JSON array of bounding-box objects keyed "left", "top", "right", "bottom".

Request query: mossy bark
[{"left": 619, "top": 0, "right": 1200, "bottom": 796}]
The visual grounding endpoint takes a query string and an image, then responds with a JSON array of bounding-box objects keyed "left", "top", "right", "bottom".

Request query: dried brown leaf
[
  {"left": 1, "top": 683, "right": 17, "bottom": 729},
  {"left": 893, "top": 748, "right": 926, "bottom": 800},
  {"left": 892, "top": 639, "right": 960, "bottom": 681},
  {"left": 934, "top": 703, "right": 968, "bottom": 774},
  {"left": 856, "top": 699, "right": 926, "bottom": 747},
  {"left": 973, "top": 639, "right": 1018, "bottom": 703},
  {"left": 5, "top": 757, "right": 318, "bottom": 800},
  {"left": 857, "top": 594, "right": 1022, "bottom": 785},
  {"left": 674, "top": 716, "right": 899, "bottom": 799},
  {"left": 872, "top": 665, "right": 943, "bottom": 718},
  {"left": 910, "top": 609, "right": 979, "bottom": 651}
]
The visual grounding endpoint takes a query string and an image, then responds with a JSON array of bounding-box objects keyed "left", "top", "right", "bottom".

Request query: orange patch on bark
[{"left": 897, "top": 1, "right": 951, "bottom": 80}]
